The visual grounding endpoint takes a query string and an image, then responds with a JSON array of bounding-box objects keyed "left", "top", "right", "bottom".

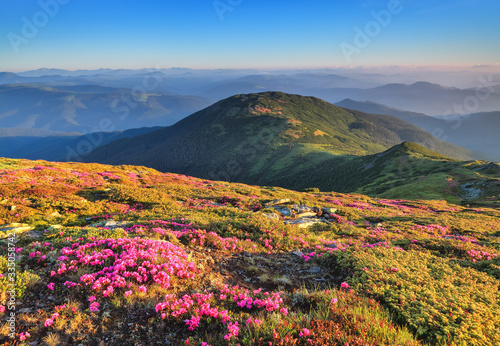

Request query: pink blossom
[
  {"left": 124, "top": 290, "right": 133, "bottom": 297},
  {"left": 340, "top": 282, "right": 350, "bottom": 289},
  {"left": 0, "top": 306, "right": 5, "bottom": 313},
  {"left": 19, "top": 331, "right": 30, "bottom": 340},
  {"left": 47, "top": 282, "right": 55, "bottom": 291},
  {"left": 299, "top": 328, "right": 311, "bottom": 337},
  {"left": 139, "top": 285, "right": 147, "bottom": 293},
  {"left": 44, "top": 318, "right": 54, "bottom": 327},
  {"left": 89, "top": 302, "right": 99, "bottom": 312}
]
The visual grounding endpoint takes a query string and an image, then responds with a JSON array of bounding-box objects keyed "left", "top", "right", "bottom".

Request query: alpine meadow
[{"left": 1, "top": 1, "right": 500, "bottom": 345}]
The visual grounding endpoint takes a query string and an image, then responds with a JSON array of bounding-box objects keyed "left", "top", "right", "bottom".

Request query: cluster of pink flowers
[
  {"left": 443, "top": 234, "right": 478, "bottom": 243},
  {"left": 329, "top": 214, "right": 346, "bottom": 223},
  {"left": 224, "top": 321, "right": 239, "bottom": 340},
  {"left": 45, "top": 237, "right": 196, "bottom": 317},
  {"left": 412, "top": 224, "right": 450, "bottom": 235},
  {"left": 97, "top": 172, "right": 121, "bottom": 180},
  {"left": 299, "top": 328, "right": 311, "bottom": 337},
  {"left": 19, "top": 331, "right": 30, "bottom": 341},
  {"left": 126, "top": 220, "right": 251, "bottom": 253},
  {"left": 466, "top": 249, "right": 497, "bottom": 262},
  {"left": 89, "top": 302, "right": 100, "bottom": 312},
  {"left": 361, "top": 241, "right": 393, "bottom": 249},
  {"left": 347, "top": 201, "right": 373, "bottom": 211},
  {"left": 324, "top": 198, "right": 343, "bottom": 206},
  {"left": 172, "top": 228, "right": 245, "bottom": 252},
  {"left": 44, "top": 311, "right": 60, "bottom": 327},
  {"left": 340, "top": 282, "right": 350, "bottom": 290},
  {"left": 155, "top": 284, "right": 285, "bottom": 342},
  {"left": 246, "top": 317, "right": 263, "bottom": 326}
]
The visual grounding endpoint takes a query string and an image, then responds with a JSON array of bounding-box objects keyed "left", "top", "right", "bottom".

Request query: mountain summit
[{"left": 85, "top": 92, "right": 473, "bottom": 186}]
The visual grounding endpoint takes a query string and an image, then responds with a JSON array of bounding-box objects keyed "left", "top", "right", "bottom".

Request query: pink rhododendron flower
[
  {"left": 139, "top": 285, "right": 147, "bottom": 293},
  {"left": 340, "top": 282, "right": 349, "bottom": 289},
  {"left": 44, "top": 318, "right": 54, "bottom": 327},
  {"left": 89, "top": 302, "right": 99, "bottom": 312},
  {"left": 0, "top": 306, "right": 5, "bottom": 313},
  {"left": 331, "top": 298, "right": 338, "bottom": 304},
  {"left": 47, "top": 282, "right": 55, "bottom": 291},
  {"left": 19, "top": 331, "right": 30, "bottom": 340},
  {"left": 299, "top": 328, "right": 311, "bottom": 337}
]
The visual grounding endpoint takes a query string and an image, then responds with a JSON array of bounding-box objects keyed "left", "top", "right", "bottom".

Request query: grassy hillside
[
  {"left": 257, "top": 142, "right": 500, "bottom": 207},
  {"left": 1, "top": 158, "right": 500, "bottom": 345},
  {"left": 85, "top": 92, "right": 473, "bottom": 189}
]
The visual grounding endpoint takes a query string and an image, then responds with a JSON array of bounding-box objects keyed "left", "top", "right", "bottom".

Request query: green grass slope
[{"left": 278, "top": 142, "right": 500, "bottom": 207}]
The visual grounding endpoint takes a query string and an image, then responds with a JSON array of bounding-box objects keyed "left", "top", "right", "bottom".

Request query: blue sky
[{"left": 0, "top": 0, "right": 499, "bottom": 71}]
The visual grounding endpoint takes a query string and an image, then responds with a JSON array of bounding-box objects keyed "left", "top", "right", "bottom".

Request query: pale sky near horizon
[{"left": 0, "top": 0, "right": 499, "bottom": 72}]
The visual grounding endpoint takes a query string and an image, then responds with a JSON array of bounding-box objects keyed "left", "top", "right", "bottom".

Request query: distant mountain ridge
[
  {"left": 0, "top": 126, "right": 162, "bottom": 161},
  {"left": 2, "top": 69, "right": 499, "bottom": 116},
  {"left": 0, "top": 84, "right": 212, "bottom": 132}
]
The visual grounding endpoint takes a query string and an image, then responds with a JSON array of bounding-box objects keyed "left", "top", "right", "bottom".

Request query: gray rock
[
  {"left": 24, "top": 231, "right": 42, "bottom": 239},
  {"left": 265, "top": 213, "right": 280, "bottom": 220},
  {"left": 292, "top": 205, "right": 313, "bottom": 213},
  {"left": 325, "top": 242, "right": 337, "bottom": 249},
  {"left": 309, "top": 266, "right": 321, "bottom": 273},
  {"left": 265, "top": 199, "right": 291, "bottom": 207},
  {"left": 292, "top": 251, "right": 303, "bottom": 257},
  {"left": 47, "top": 211, "right": 62, "bottom": 219},
  {"left": 296, "top": 211, "right": 317, "bottom": 218},
  {"left": 321, "top": 207, "right": 337, "bottom": 214},
  {"left": 284, "top": 218, "right": 323, "bottom": 228},
  {"left": 273, "top": 207, "right": 292, "bottom": 217},
  {"left": 103, "top": 220, "right": 131, "bottom": 228}
]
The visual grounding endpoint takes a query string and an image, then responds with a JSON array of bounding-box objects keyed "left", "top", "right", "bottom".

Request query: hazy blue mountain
[
  {"left": 321, "top": 82, "right": 500, "bottom": 115},
  {"left": 0, "top": 126, "right": 162, "bottom": 161},
  {"left": 0, "top": 84, "right": 212, "bottom": 132},
  {"left": 200, "top": 73, "right": 379, "bottom": 100},
  {"left": 335, "top": 99, "right": 500, "bottom": 161}
]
